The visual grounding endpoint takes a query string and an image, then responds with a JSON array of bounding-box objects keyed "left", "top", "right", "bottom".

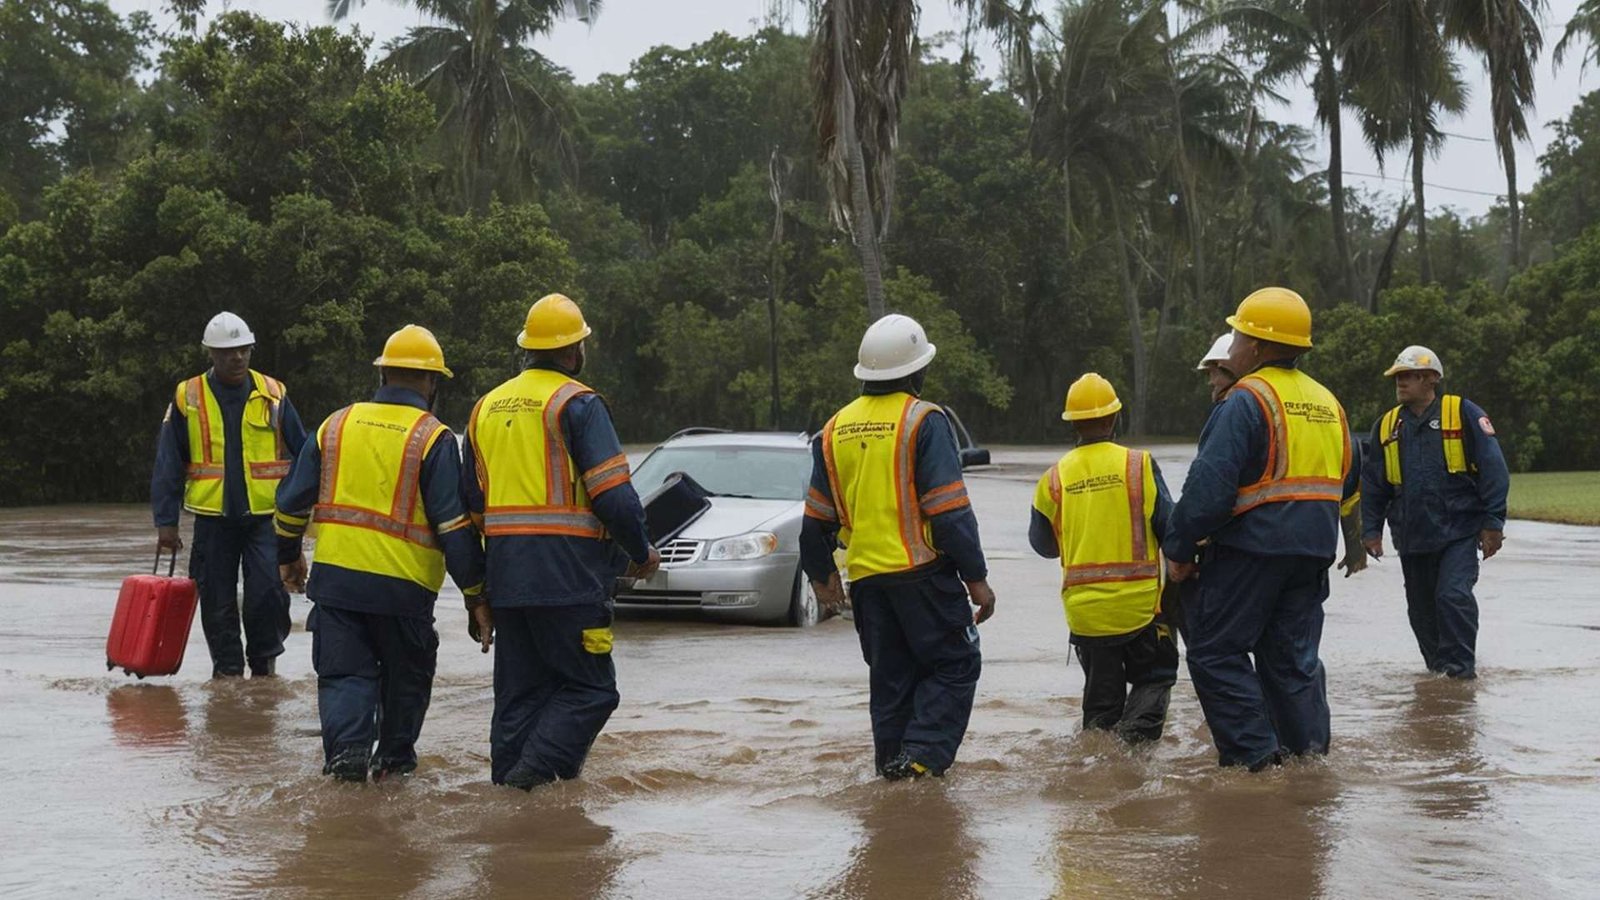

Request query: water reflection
[
  {"left": 105, "top": 684, "right": 189, "bottom": 749},
  {"left": 825, "top": 782, "right": 977, "bottom": 900},
  {"left": 1400, "top": 676, "right": 1487, "bottom": 820},
  {"left": 472, "top": 797, "right": 619, "bottom": 899}
]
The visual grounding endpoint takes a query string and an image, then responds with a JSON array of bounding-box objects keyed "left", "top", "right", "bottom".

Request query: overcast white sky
[{"left": 110, "top": 0, "right": 1599, "bottom": 217}]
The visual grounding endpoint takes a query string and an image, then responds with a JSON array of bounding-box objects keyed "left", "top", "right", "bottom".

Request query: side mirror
[{"left": 959, "top": 448, "right": 991, "bottom": 469}]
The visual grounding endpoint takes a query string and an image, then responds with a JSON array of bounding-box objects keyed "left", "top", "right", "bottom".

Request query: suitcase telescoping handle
[{"left": 153, "top": 548, "right": 177, "bottom": 578}]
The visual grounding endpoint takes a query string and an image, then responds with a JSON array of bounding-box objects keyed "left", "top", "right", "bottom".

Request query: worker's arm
[
  {"left": 151, "top": 401, "right": 190, "bottom": 529},
  {"left": 563, "top": 394, "right": 651, "bottom": 566},
  {"left": 277, "top": 394, "right": 310, "bottom": 460},
  {"left": 1150, "top": 456, "right": 1174, "bottom": 546},
  {"left": 914, "top": 410, "right": 988, "bottom": 583},
  {"left": 1360, "top": 418, "right": 1393, "bottom": 544},
  {"left": 1164, "top": 391, "right": 1261, "bottom": 562},
  {"left": 418, "top": 431, "right": 486, "bottom": 605},
  {"left": 1028, "top": 468, "right": 1060, "bottom": 559},
  {"left": 800, "top": 437, "right": 842, "bottom": 584},
  {"left": 1464, "top": 399, "right": 1509, "bottom": 533},
  {"left": 459, "top": 428, "right": 485, "bottom": 519},
  {"left": 273, "top": 429, "right": 323, "bottom": 564}
]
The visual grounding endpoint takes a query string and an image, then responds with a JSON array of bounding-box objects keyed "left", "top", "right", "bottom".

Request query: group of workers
[
  {"left": 152, "top": 295, "right": 660, "bottom": 785},
  {"left": 151, "top": 283, "right": 1508, "bottom": 784}
]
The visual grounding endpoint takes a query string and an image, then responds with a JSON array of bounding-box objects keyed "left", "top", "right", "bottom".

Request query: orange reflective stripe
[
  {"left": 1237, "top": 376, "right": 1289, "bottom": 481},
  {"left": 896, "top": 400, "right": 940, "bottom": 569},
  {"left": 313, "top": 503, "right": 439, "bottom": 548},
  {"left": 391, "top": 414, "right": 443, "bottom": 524},
  {"left": 1231, "top": 477, "right": 1344, "bottom": 515},
  {"left": 186, "top": 463, "right": 224, "bottom": 479},
  {"left": 543, "top": 382, "right": 590, "bottom": 506},
  {"left": 804, "top": 487, "right": 837, "bottom": 522},
  {"left": 188, "top": 377, "right": 214, "bottom": 466},
  {"left": 467, "top": 395, "right": 491, "bottom": 498},
  {"left": 435, "top": 514, "right": 471, "bottom": 535},
  {"left": 248, "top": 461, "right": 291, "bottom": 480},
  {"left": 1126, "top": 450, "right": 1148, "bottom": 562},
  {"left": 481, "top": 507, "right": 605, "bottom": 538},
  {"left": 318, "top": 407, "right": 352, "bottom": 507},
  {"left": 581, "top": 453, "right": 631, "bottom": 497},
  {"left": 820, "top": 416, "right": 850, "bottom": 529},
  {"left": 919, "top": 481, "right": 969, "bottom": 517},
  {"left": 1063, "top": 561, "right": 1160, "bottom": 587}
]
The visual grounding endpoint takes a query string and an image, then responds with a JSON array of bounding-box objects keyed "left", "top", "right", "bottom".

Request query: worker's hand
[
  {"left": 812, "top": 570, "right": 846, "bottom": 617},
  {"left": 468, "top": 604, "right": 494, "bottom": 653},
  {"left": 1167, "top": 559, "right": 1197, "bottom": 583},
  {"left": 156, "top": 526, "right": 183, "bottom": 553},
  {"left": 1337, "top": 547, "right": 1368, "bottom": 578},
  {"left": 1362, "top": 536, "right": 1385, "bottom": 560},
  {"left": 1479, "top": 529, "right": 1504, "bottom": 560},
  {"left": 279, "top": 554, "right": 308, "bottom": 593},
  {"left": 966, "top": 580, "right": 996, "bottom": 625},
  {"left": 626, "top": 546, "right": 662, "bottom": 580}
]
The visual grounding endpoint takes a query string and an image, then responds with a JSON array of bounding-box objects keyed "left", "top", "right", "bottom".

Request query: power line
[
  {"left": 1342, "top": 170, "right": 1504, "bottom": 199},
  {"left": 1439, "top": 131, "right": 1494, "bottom": 144}
]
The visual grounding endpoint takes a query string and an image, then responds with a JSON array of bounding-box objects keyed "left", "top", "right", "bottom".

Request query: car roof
[{"left": 657, "top": 431, "right": 811, "bottom": 450}]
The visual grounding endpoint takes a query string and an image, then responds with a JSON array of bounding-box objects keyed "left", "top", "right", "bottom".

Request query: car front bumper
[{"left": 614, "top": 551, "right": 798, "bottom": 623}]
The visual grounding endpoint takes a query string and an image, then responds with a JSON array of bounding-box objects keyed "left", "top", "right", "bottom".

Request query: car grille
[{"left": 658, "top": 538, "right": 702, "bottom": 565}]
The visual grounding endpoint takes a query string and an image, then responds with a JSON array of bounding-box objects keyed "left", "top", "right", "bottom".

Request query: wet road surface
[{"left": 2, "top": 447, "right": 1598, "bottom": 898}]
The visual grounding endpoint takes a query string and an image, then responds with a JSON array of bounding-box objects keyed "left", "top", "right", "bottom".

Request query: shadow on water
[
  {"left": 468, "top": 796, "right": 619, "bottom": 899},
  {"left": 105, "top": 684, "right": 189, "bottom": 749},
  {"left": 1399, "top": 676, "right": 1488, "bottom": 821},
  {"left": 819, "top": 781, "right": 978, "bottom": 900}
]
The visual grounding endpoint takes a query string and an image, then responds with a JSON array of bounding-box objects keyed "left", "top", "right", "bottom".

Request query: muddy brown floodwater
[{"left": 2, "top": 447, "right": 1598, "bottom": 899}]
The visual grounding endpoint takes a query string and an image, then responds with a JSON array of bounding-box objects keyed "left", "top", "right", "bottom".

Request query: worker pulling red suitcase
[{"left": 106, "top": 549, "right": 198, "bottom": 678}]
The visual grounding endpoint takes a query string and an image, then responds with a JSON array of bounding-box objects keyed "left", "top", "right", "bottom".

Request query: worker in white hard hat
[
  {"left": 1360, "top": 345, "right": 1509, "bottom": 679},
  {"left": 1196, "top": 333, "right": 1237, "bottom": 403},
  {"left": 800, "top": 313, "right": 995, "bottom": 781},
  {"left": 150, "top": 312, "right": 308, "bottom": 678}
]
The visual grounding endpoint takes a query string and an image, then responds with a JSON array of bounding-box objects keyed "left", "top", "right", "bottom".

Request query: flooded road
[{"left": 3, "top": 446, "right": 1598, "bottom": 898}]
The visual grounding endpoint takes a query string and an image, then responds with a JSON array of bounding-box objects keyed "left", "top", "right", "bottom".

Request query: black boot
[
  {"left": 325, "top": 746, "right": 370, "bottom": 784},
  {"left": 504, "top": 761, "right": 557, "bottom": 791},
  {"left": 880, "top": 751, "right": 940, "bottom": 781},
  {"left": 248, "top": 657, "right": 277, "bottom": 678}
]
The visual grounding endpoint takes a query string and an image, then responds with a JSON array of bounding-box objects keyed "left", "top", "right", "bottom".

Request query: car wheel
[{"left": 787, "top": 568, "right": 820, "bottom": 628}]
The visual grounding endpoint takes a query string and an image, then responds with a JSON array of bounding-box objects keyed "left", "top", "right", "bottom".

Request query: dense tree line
[{"left": 1, "top": 0, "right": 1598, "bottom": 504}]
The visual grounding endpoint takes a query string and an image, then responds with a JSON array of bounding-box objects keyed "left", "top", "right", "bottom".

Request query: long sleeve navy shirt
[
  {"left": 1360, "top": 394, "right": 1509, "bottom": 556},
  {"left": 150, "top": 371, "right": 308, "bottom": 525},
  {"left": 274, "top": 386, "right": 485, "bottom": 620},
  {"left": 1164, "top": 360, "right": 1362, "bottom": 563},
  {"left": 1028, "top": 439, "right": 1174, "bottom": 561},
  {"left": 460, "top": 369, "right": 651, "bottom": 608},
  {"left": 800, "top": 400, "right": 988, "bottom": 587}
]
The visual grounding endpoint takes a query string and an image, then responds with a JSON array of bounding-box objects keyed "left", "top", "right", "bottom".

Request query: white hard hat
[
  {"left": 1383, "top": 344, "right": 1443, "bottom": 378},
  {"left": 202, "top": 312, "right": 256, "bottom": 349},
  {"left": 1195, "top": 333, "right": 1232, "bottom": 370},
  {"left": 854, "top": 314, "right": 938, "bottom": 381}
]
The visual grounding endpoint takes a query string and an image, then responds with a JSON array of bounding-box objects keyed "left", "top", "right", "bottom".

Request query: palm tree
[
  {"left": 1555, "top": 1, "right": 1600, "bottom": 69},
  {"left": 1347, "top": 0, "right": 1467, "bottom": 285},
  {"left": 1443, "top": 0, "right": 1545, "bottom": 271},
  {"left": 330, "top": 0, "right": 598, "bottom": 210},
  {"left": 809, "top": 0, "right": 916, "bottom": 319}
]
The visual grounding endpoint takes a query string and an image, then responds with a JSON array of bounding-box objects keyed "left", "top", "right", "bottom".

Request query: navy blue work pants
[
  {"left": 1184, "top": 545, "right": 1331, "bottom": 768},
  {"left": 1399, "top": 536, "right": 1480, "bottom": 677},
  {"left": 850, "top": 574, "right": 982, "bottom": 774},
  {"left": 310, "top": 604, "right": 438, "bottom": 773},
  {"left": 1076, "top": 622, "right": 1179, "bottom": 743},
  {"left": 490, "top": 604, "right": 620, "bottom": 784},
  {"left": 189, "top": 514, "right": 291, "bottom": 675}
]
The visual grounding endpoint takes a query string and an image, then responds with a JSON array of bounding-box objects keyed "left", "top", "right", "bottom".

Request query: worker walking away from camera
[
  {"left": 274, "top": 325, "right": 486, "bottom": 783},
  {"left": 462, "top": 293, "right": 660, "bottom": 790},
  {"left": 151, "top": 312, "right": 307, "bottom": 678},
  {"left": 1361, "top": 345, "right": 1509, "bottom": 680},
  {"left": 800, "top": 314, "right": 995, "bottom": 781},
  {"left": 1030, "top": 374, "right": 1176, "bottom": 743}
]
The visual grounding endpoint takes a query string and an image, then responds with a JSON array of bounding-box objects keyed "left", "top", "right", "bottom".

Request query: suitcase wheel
[{"left": 106, "top": 659, "right": 114, "bottom": 672}]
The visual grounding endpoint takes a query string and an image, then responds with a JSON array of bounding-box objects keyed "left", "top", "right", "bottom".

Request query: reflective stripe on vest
[
  {"left": 1230, "top": 368, "right": 1349, "bottom": 516},
  {"left": 311, "top": 403, "right": 448, "bottom": 591},
  {"left": 178, "top": 370, "right": 288, "bottom": 515},
  {"left": 822, "top": 394, "right": 942, "bottom": 581},
  {"left": 1380, "top": 395, "right": 1471, "bottom": 485},
  {"left": 1049, "top": 443, "right": 1160, "bottom": 637},
  {"left": 469, "top": 369, "right": 605, "bottom": 539}
]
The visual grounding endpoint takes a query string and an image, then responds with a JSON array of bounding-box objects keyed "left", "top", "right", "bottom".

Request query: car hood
[{"left": 678, "top": 497, "right": 802, "bottom": 540}]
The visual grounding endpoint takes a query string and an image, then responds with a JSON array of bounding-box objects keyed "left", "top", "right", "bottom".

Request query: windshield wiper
[{"left": 707, "top": 491, "right": 761, "bottom": 499}]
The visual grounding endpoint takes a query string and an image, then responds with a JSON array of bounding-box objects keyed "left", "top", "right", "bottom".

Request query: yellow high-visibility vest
[
  {"left": 467, "top": 368, "right": 615, "bottom": 539},
  {"left": 176, "top": 370, "right": 290, "bottom": 515},
  {"left": 1229, "top": 366, "right": 1350, "bottom": 516},
  {"left": 310, "top": 402, "right": 452, "bottom": 590},
  {"left": 1379, "top": 394, "right": 1473, "bottom": 484},
  {"left": 819, "top": 393, "right": 955, "bottom": 581},
  {"left": 1034, "top": 443, "right": 1160, "bottom": 638}
]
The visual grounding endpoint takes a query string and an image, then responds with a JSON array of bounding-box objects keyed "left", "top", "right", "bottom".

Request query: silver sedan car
[{"left": 617, "top": 430, "right": 823, "bottom": 626}]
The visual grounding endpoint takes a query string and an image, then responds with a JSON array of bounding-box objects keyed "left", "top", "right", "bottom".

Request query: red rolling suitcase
[{"left": 106, "top": 549, "right": 198, "bottom": 678}]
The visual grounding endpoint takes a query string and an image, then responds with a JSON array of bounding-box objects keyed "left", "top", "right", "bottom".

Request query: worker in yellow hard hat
[
  {"left": 149, "top": 311, "right": 309, "bottom": 679},
  {"left": 1163, "top": 287, "right": 1364, "bottom": 771},
  {"left": 1360, "top": 346, "right": 1509, "bottom": 680},
  {"left": 462, "top": 293, "right": 660, "bottom": 790},
  {"left": 273, "top": 324, "right": 487, "bottom": 782},
  {"left": 1029, "top": 373, "right": 1177, "bottom": 743}
]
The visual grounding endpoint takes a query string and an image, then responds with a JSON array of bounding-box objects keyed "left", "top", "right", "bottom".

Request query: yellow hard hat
[
  {"left": 518, "top": 293, "right": 592, "bottom": 350},
  {"left": 373, "top": 324, "right": 453, "bottom": 378},
  {"left": 1062, "top": 373, "right": 1122, "bottom": 421},
  {"left": 1226, "top": 286, "right": 1313, "bottom": 348}
]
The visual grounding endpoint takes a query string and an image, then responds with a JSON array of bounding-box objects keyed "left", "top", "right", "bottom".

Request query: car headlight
[{"left": 705, "top": 532, "right": 779, "bottom": 561}]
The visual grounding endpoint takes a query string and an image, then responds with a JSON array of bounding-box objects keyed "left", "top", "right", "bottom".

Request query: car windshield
[{"left": 632, "top": 444, "right": 811, "bottom": 501}]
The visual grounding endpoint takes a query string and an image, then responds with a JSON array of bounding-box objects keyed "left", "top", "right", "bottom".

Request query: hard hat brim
[
  {"left": 518, "top": 323, "right": 593, "bottom": 351},
  {"left": 1226, "top": 314, "right": 1313, "bottom": 349},
  {"left": 855, "top": 343, "right": 937, "bottom": 382},
  {"left": 1382, "top": 363, "right": 1440, "bottom": 377},
  {"left": 1063, "top": 398, "right": 1123, "bottom": 421},
  {"left": 202, "top": 336, "right": 255, "bottom": 350},
  {"left": 373, "top": 356, "right": 454, "bottom": 378}
]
